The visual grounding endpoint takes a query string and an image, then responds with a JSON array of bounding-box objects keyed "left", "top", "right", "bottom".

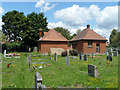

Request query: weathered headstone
[
  {"left": 79, "top": 53, "right": 84, "bottom": 60},
  {"left": 34, "top": 47, "right": 37, "bottom": 52},
  {"left": 109, "top": 55, "right": 112, "bottom": 61},
  {"left": 66, "top": 56, "right": 70, "bottom": 66},
  {"left": 28, "top": 53, "right": 32, "bottom": 69},
  {"left": 35, "top": 72, "right": 42, "bottom": 89},
  {"left": 113, "top": 51, "right": 118, "bottom": 56},
  {"left": 54, "top": 53, "right": 57, "bottom": 61},
  {"left": 4, "top": 50, "right": 6, "bottom": 58},
  {"left": 88, "top": 64, "right": 99, "bottom": 77},
  {"left": 44, "top": 53, "right": 46, "bottom": 57},
  {"left": 84, "top": 54, "right": 87, "bottom": 61},
  {"left": 91, "top": 53, "right": 95, "bottom": 58}
]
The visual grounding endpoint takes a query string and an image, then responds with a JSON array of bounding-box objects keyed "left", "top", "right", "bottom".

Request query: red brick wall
[
  {"left": 72, "top": 40, "right": 106, "bottom": 54},
  {"left": 39, "top": 41, "right": 68, "bottom": 53}
]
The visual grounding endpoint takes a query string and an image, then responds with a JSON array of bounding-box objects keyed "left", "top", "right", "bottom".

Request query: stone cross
[
  {"left": 54, "top": 53, "right": 57, "bottom": 61},
  {"left": 66, "top": 56, "right": 70, "bottom": 66},
  {"left": 4, "top": 50, "right": 6, "bottom": 58},
  {"left": 84, "top": 54, "right": 87, "bottom": 61},
  {"left": 35, "top": 72, "right": 42, "bottom": 89},
  {"left": 88, "top": 64, "right": 99, "bottom": 77}
]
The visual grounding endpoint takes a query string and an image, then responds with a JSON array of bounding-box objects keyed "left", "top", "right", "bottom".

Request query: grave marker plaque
[{"left": 88, "top": 64, "right": 99, "bottom": 77}]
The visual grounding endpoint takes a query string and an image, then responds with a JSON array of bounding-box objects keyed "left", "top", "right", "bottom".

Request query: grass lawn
[{"left": 1, "top": 52, "right": 118, "bottom": 88}]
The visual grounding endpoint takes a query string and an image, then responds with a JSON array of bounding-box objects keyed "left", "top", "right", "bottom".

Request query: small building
[
  {"left": 70, "top": 24, "right": 107, "bottom": 54},
  {"left": 38, "top": 29, "right": 68, "bottom": 55}
]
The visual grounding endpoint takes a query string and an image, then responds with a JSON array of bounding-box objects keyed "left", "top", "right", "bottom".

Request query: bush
[
  {"left": 61, "top": 51, "right": 67, "bottom": 57},
  {"left": 2, "top": 41, "right": 23, "bottom": 53},
  {"left": 69, "top": 49, "right": 78, "bottom": 56},
  {"left": 48, "top": 51, "right": 51, "bottom": 56}
]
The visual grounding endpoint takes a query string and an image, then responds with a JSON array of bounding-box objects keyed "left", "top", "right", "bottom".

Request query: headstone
[
  {"left": 66, "top": 56, "right": 70, "bottom": 66},
  {"left": 28, "top": 53, "right": 32, "bottom": 69},
  {"left": 29, "top": 48, "right": 31, "bottom": 52},
  {"left": 84, "top": 54, "right": 87, "bottom": 61},
  {"left": 4, "top": 50, "right": 6, "bottom": 58},
  {"left": 44, "top": 53, "right": 46, "bottom": 57},
  {"left": 79, "top": 53, "right": 84, "bottom": 60},
  {"left": 35, "top": 72, "right": 42, "bottom": 89},
  {"left": 109, "top": 55, "right": 112, "bottom": 61},
  {"left": 54, "top": 53, "right": 57, "bottom": 61},
  {"left": 113, "top": 51, "right": 118, "bottom": 56},
  {"left": 88, "top": 64, "right": 99, "bottom": 77},
  {"left": 34, "top": 47, "right": 37, "bottom": 52}
]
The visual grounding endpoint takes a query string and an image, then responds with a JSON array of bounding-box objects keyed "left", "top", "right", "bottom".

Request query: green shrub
[
  {"left": 69, "top": 49, "right": 78, "bottom": 56},
  {"left": 61, "top": 51, "right": 67, "bottom": 57}
]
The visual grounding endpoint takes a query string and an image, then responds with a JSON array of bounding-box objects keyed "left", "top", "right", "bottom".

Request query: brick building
[
  {"left": 70, "top": 24, "right": 107, "bottom": 54},
  {"left": 38, "top": 29, "right": 68, "bottom": 54}
]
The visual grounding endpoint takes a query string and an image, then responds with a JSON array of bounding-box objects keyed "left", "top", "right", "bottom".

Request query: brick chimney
[
  {"left": 87, "top": 24, "right": 90, "bottom": 29},
  {"left": 39, "top": 28, "right": 42, "bottom": 39}
]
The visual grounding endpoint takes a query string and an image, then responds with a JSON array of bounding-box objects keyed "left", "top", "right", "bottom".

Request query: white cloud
[
  {"left": 54, "top": 5, "right": 118, "bottom": 30},
  {"left": 48, "top": 21, "right": 88, "bottom": 35},
  {"left": 35, "top": 0, "right": 45, "bottom": 8},
  {"left": 43, "top": 3, "right": 56, "bottom": 12},
  {"left": 96, "top": 6, "right": 118, "bottom": 29},
  {"left": 54, "top": 5, "right": 100, "bottom": 26},
  {"left": 35, "top": 0, "right": 56, "bottom": 12},
  {"left": 0, "top": 7, "right": 4, "bottom": 30}
]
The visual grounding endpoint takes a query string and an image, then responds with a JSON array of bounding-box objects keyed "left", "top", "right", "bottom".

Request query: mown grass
[{"left": 2, "top": 52, "right": 118, "bottom": 88}]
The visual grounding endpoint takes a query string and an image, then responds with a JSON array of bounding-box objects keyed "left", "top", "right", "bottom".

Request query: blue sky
[{"left": 0, "top": 1, "right": 118, "bottom": 41}]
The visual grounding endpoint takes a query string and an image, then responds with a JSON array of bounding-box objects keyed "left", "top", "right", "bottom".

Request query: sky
[{"left": 0, "top": 0, "right": 119, "bottom": 42}]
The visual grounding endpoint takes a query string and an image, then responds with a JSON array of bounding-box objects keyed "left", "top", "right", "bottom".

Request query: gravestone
[
  {"left": 92, "top": 53, "right": 95, "bottom": 58},
  {"left": 44, "top": 53, "right": 46, "bottom": 57},
  {"left": 29, "top": 48, "right": 31, "bottom": 52},
  {"left": 28, "top": 53, "right": 32, "bottom": 69},
  {"left": 35, "top": 72, "right": 42, "bottom": 89},
  {"left": 88, "top": 64, "right": 99, "bottom": 77},
  {"left": 113, "top": 51, "right": 118, "bottom": 56},
  {"left": 54, "top": 53, "right": 57, "bottom": 61},
  {"left": 84, "top": 54, "right": 87, "bottom": 61},
  {"left": 66, "top": 56, "right": 70, "bottom": 66},
  {"left": 34, "top": 47, "right": 37, "bottom": 52},
  {"left": 4, "top": 50, "right": 6, "bottom": 58},
  {"left": 109, "top": 55, "right": 112, "bottom": 61},
  {"left": 79, "top": 53, "right": 84, "bottom": 60}
]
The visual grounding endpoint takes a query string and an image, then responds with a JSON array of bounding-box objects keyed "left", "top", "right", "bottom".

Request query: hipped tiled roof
[
  {"left": 71, "top": 27, "right": 107, "bottom": 41},
  {"left": 38, "top": 29, "right": 68, "bottom": 41}
]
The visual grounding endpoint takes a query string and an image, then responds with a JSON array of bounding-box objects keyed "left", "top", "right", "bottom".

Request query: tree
[
  {"left": 109, "top": 29, "right": 117, "bottom": 45},
  {"left": 21, "top": 12, "right": 48, "bottom": 48},
  {"left": 76, "top": 29, "right": 81, "bottom": 35},
  {"left": 2, "top": 10, "right": 27, "bottom": 42},
  {"left": 54, "top": 27, "right": 71, "bottom": 40},
  {"left": 111, "top": 33, "right": 118, "bottom": 47},
  {"left": 0, "top": 30, "right": 7, "bottom": 42}
]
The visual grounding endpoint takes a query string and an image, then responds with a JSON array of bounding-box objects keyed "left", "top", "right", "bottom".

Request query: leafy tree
[
  {"left": 109, "top": 29, "right": 117, "bottom": 45},
  {"left": 111, "top": 33, "right": 118, "bottom": 47},
  {"left": 54, "top": 27, "right": 71, "bottom": 40},
  {"left": 0, "top": 30, "right": 7, "bottom": 42},
  {"left": 21, "top": 12, "right": 48, "bottom": 48},
  {"left": 2, "top": 10, "right": 27, "bottom": 42},
  {"left": 76, "top": 29, "right": 81, "bottom": 35}
]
